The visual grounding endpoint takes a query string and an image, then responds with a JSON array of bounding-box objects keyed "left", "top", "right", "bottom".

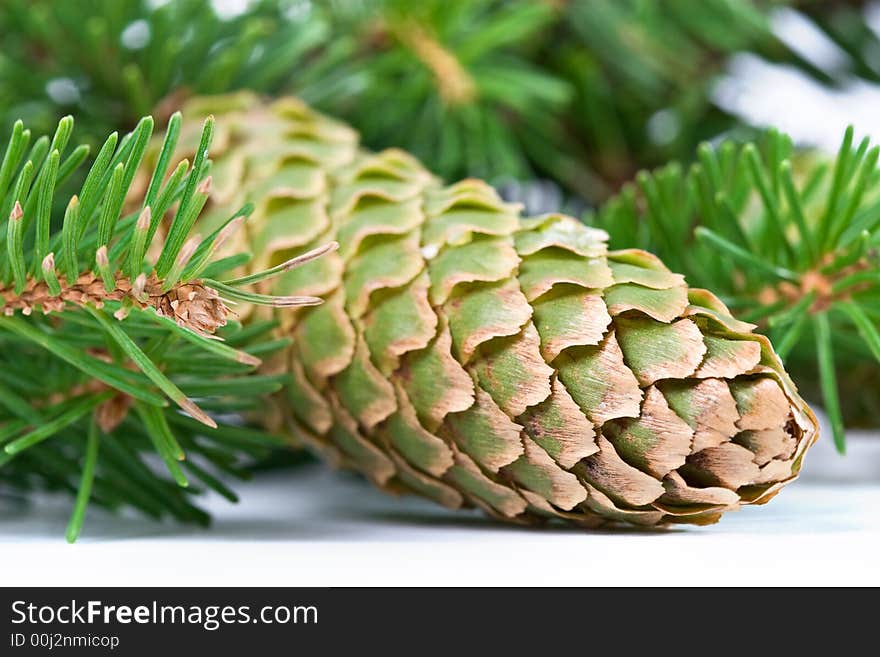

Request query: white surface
[{"left": 2, "top": 455, "right": 879, "bottom": 587}]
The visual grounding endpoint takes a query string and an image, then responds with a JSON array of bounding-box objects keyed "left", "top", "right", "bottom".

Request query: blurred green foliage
[{"left": 4, "top": 0, "right": 876, "bottom": 202}]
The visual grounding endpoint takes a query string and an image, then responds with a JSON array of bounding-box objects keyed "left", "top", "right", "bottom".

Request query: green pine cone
[{"left": 162, "top": 92, "right": 818, "bottom": 527}]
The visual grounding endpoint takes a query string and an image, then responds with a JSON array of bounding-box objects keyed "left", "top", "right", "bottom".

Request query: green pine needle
[
  {"left": 814, "top": 313, "right": 846, "bottom": 454},
  {"left": 65, "top": 417, "right": 101, "bottom": 544}
]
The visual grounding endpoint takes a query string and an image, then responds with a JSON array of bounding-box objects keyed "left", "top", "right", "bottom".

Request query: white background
[{"left": 2, "top": 427, "right": 879, "bottom": 587}]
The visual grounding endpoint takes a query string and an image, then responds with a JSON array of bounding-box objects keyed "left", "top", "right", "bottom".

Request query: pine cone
[{"left": 166, "top": 93, "right": 818, "bottom": 527}]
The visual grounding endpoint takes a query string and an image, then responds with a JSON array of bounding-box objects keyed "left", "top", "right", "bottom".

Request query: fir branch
[
  {"left": 1, "top": 0, "right": 872, "bottom": 202},
  {"left": 0, "top": 113, "right": 330, "bottom": 541}
]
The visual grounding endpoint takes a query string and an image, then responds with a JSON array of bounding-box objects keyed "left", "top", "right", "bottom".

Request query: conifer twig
[{"left": 0, "top": 113, "right": 332, "bottom": 541}]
